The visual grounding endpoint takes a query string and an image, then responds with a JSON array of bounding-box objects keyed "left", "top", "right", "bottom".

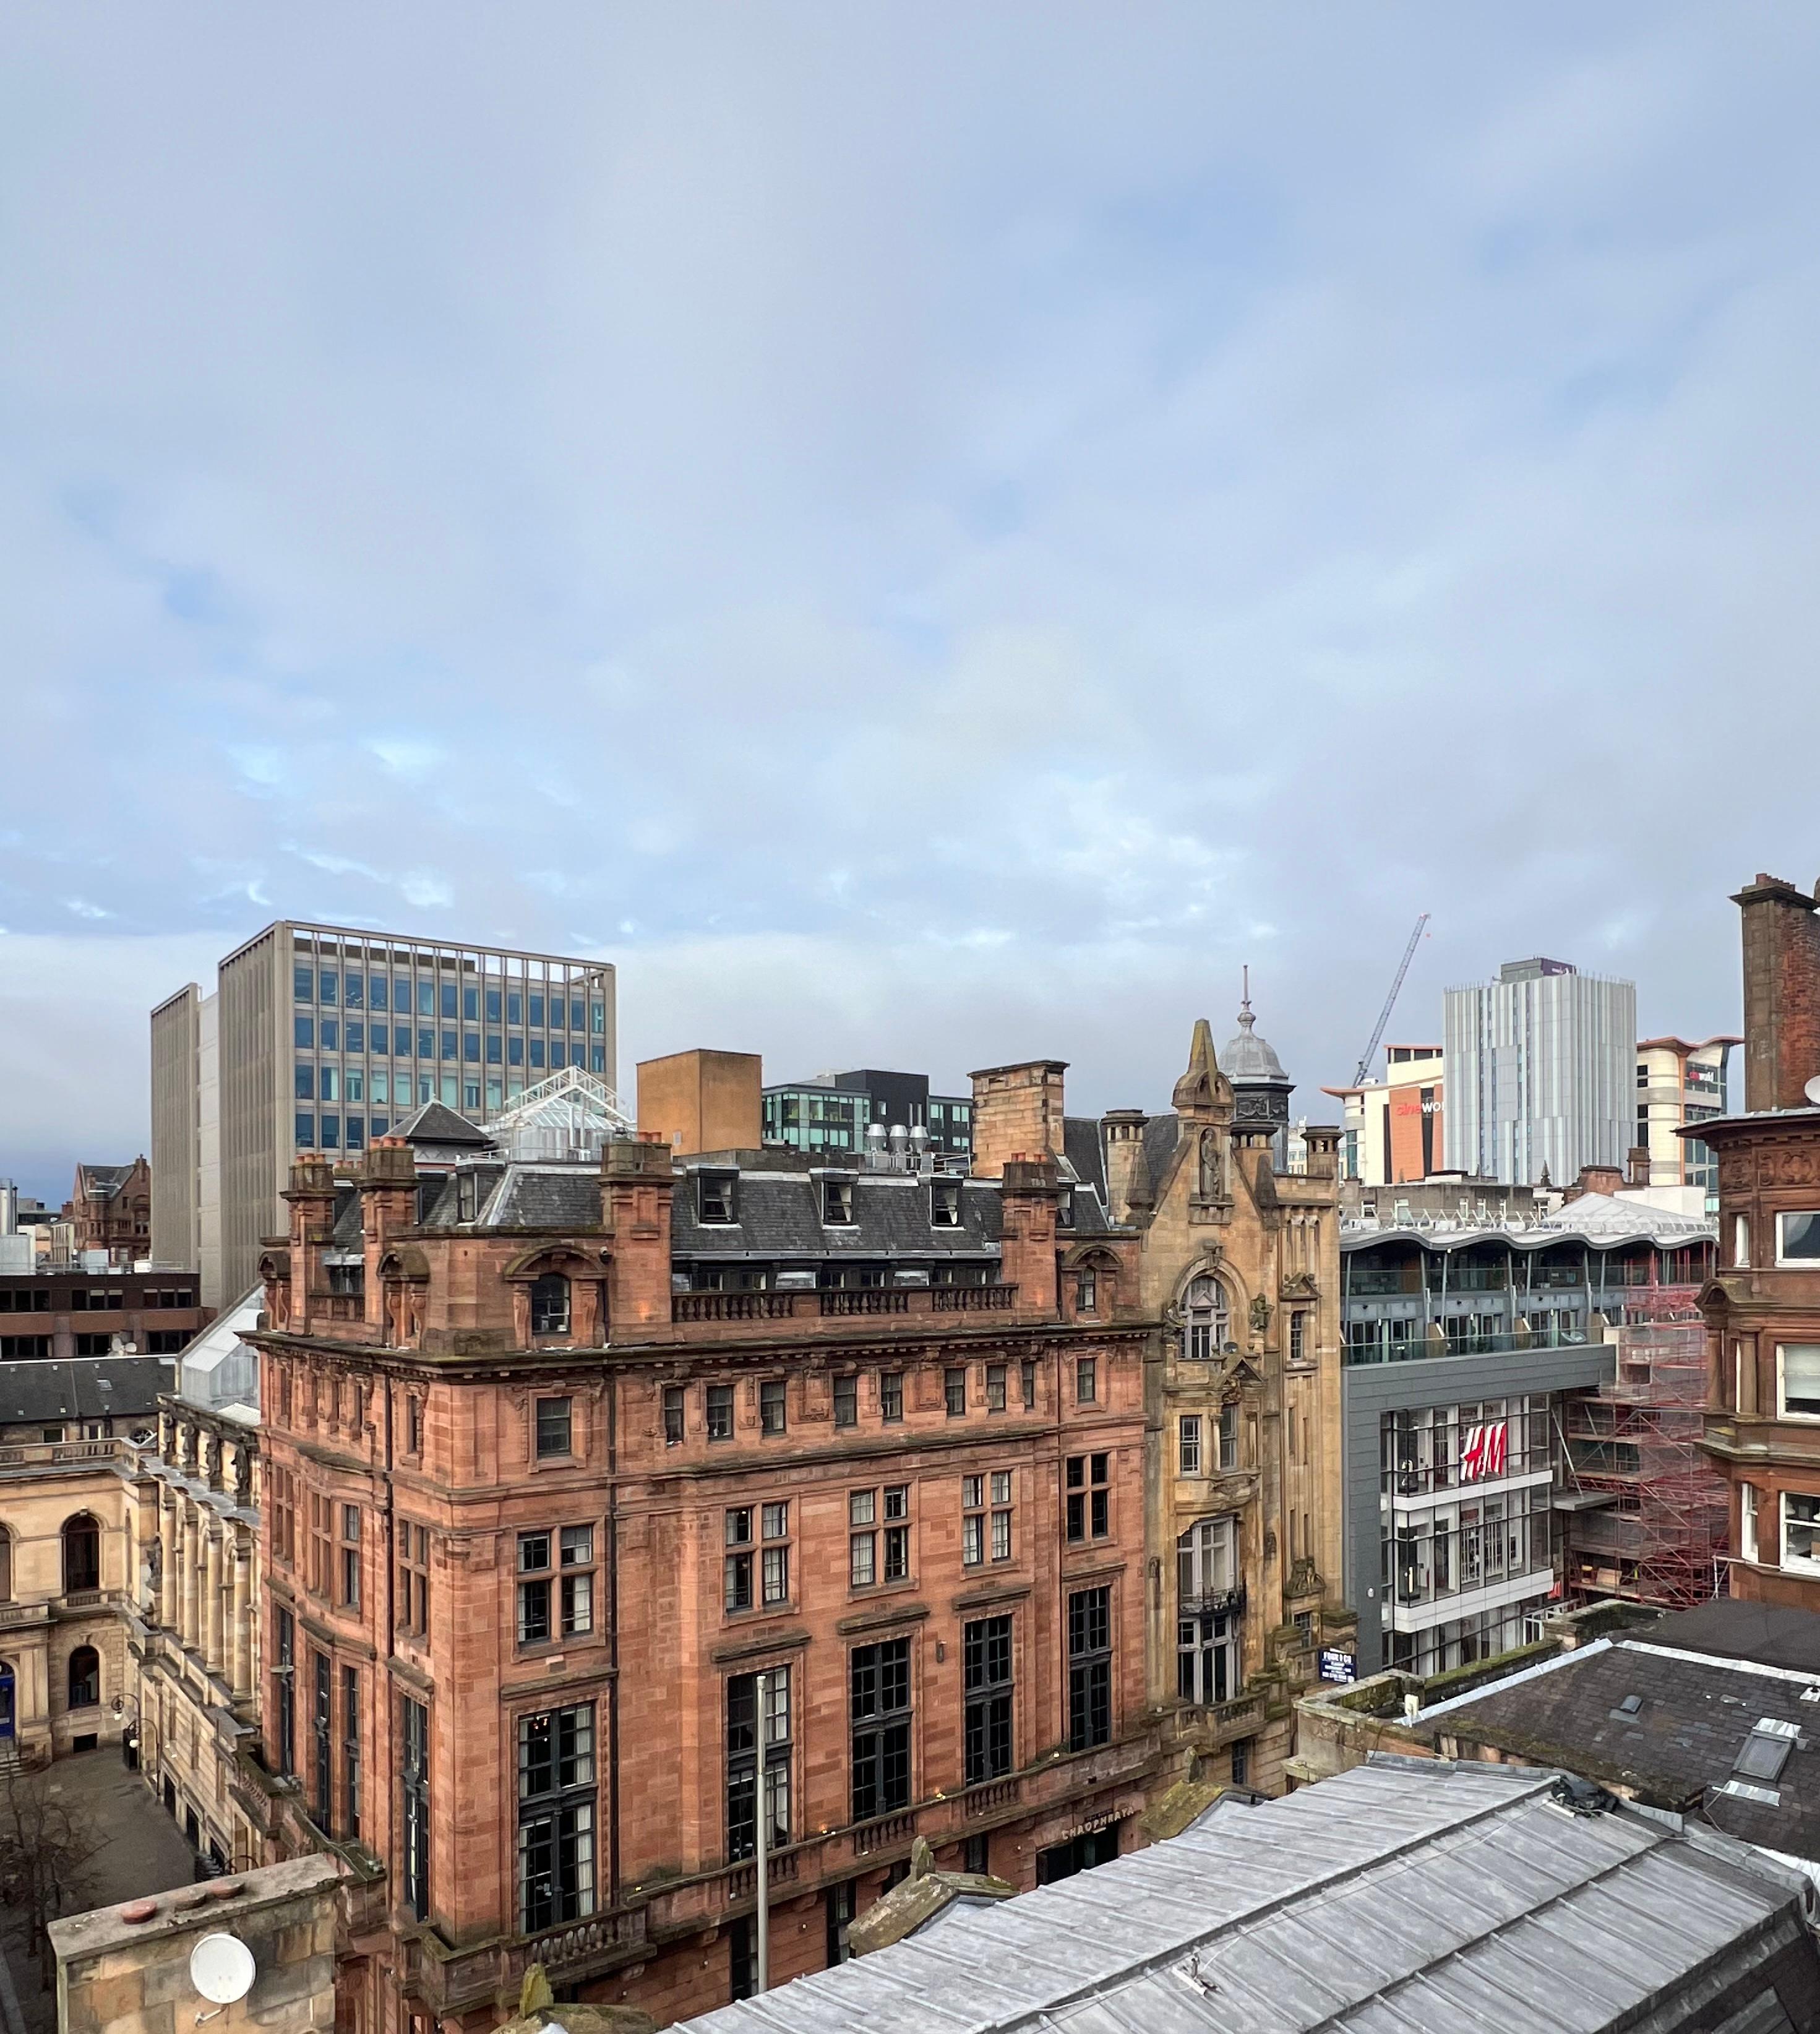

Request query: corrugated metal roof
[{"left": 671, "top": 1762, "right": 1809, "bottom": 2034}]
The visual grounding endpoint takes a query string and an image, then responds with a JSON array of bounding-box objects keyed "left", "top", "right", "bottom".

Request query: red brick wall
[
  {"left": 1736, "top": 875, "right": 1820, "bottom": 1112},
  {"left": 254, "top": 1147, "right": 1165, "bottom": 2033}
]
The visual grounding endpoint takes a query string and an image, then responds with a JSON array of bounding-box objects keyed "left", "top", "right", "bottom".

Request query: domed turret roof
[{"left": 1224, "top": 982, "right": 1291, "bottom": 1091}]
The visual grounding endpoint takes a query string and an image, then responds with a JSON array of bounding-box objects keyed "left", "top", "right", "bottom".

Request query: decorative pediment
[
  {"left": 1221, "top": 1354, "right": 1264, "bottom": 1395},
  {"left": 502, "top": 1242, "right": 598, "bottom": 1283},
  {"left": 1279, "top": 1271, "right": 1319, "bottom": 1300}
]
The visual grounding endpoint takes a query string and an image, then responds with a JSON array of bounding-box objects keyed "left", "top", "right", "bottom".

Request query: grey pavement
[{"left": 0, "top": 1751, "right": 197, "bottom": 2034}]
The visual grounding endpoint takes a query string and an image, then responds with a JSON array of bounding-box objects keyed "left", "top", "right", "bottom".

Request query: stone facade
[
  {"left": 50, "top": 1853, "right": 341, "bottom": 2034},
  {"left": 124, "top": 1401, "right": 268, "bottom": 1870},
  {"left": 1696, "top": 873, "right": 1820, "bottom": 1613},
  {"left": 250, "top": 1134, "right": 1173, "bottom": 2032},
  {"left": 0, "top": 1447, "right": 137, "bottom": 1762},
  {"left": 66, "top": 1159, "right": 153, "bottom": 1268},
  {"left": 1108, "top": 1019, "right": 1347, "bottom": 1795}
]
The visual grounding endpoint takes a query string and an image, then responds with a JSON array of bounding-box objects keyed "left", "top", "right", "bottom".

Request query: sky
[{"left": 3, "top": 4, "right": 1819, "bottom": 1201}]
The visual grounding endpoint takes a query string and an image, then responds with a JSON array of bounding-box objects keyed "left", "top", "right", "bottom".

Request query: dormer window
[
  {"left": 931, "top": 1181, "right": 961, "bottom": 1228},
  {"left": 1057, "top": 1189, "right": 1075, "bottom": 1229},
  {"left": 530, "top": 1273, "right": 571, "bottom": 1336},
  {"left": 698, "top": 1172, "right": 738, "bottom": 1225},
  {"left": 457, "top": 1172, "right": 479, "bottom": 1223},
  {"left": 823, "top": 1178, "right": 855, "bottom": 1225}
]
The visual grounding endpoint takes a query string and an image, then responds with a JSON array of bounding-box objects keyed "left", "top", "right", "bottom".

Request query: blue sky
[{"left": 3, "top": 4, "right": 1818, "bottom": 1199}]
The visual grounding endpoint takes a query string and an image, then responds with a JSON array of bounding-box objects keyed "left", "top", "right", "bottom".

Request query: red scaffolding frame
[{"left": 1559, "top": 1305, "right": 1728, "bottom": 1610}]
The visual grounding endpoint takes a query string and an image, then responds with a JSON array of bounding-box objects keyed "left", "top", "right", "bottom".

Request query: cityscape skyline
[{"left": 0, "top": 4, "right": 1806, "bottom": 1188}]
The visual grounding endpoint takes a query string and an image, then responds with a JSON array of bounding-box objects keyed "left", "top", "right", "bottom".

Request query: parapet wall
[{"left": 50, "top": 1856, "right": 341, "bottom": 2034}]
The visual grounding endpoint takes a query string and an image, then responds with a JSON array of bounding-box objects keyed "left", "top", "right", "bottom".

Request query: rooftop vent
[
  {"left": 1549, "top": 1774, "right": 1617, "bottom": 1817},
  {"left": 1608, "top": 1693, "right": 1644, "bottom": 1723}
]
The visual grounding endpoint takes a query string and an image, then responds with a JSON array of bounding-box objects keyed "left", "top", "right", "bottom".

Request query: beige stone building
[
  {"left": 0, "top": 1358, "right": 171, "bottom": 1761},
  {"left": 970, "top": 997, "right": 1350, "bottom": 1801},
  {"left": 121, "top": 1292, "right": 268, "bottom": 1869}
]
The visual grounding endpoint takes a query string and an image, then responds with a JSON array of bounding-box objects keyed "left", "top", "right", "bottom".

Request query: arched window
[
  {"left": 67, "top": 1645, "right": 100, "bottom": 1710},
  {"left": 530, "top": 1273, "right": 571, "bottom": 1336},
  {"left": 1184, "top": 1277, "right": 1230, "bottom": 1361},
  {"left": 0, "top": 1529, "right": 12, "bottom": 1603},
  {"left": 62, "top": 1514, "right": 100, "bottom": 1595}
]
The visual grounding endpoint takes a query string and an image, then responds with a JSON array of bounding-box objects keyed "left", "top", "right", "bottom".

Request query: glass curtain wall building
[
  {"left": 152, "top": 922, "right": 615, "bottom": 1307},
  {"left": 1443, "top": 959, "right": 1636, "bottom": 1186}
]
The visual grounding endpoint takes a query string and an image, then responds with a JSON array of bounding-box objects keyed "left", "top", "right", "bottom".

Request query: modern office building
[
  {"left": 1323, "top": 1045, "right": 1443, "bottom": 1186},
  {"left": 151, "top": 921, "right": 614, "bottom": 1307},
  {"left": 1443, "top": 958, "right": 1636, "bottom": 1186},
  {"left": 1337, "top": 1191, "right": 1715, "bottom": 1675},
  {"left": 1635, "top": 1034, "right": 1738, "bottom": 1201},
  {"left": 760, "top": 1069, "right": 973, "bottom": 1159}
]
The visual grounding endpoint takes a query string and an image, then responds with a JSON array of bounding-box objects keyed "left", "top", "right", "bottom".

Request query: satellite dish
[
  {"left": 1805, "top": 1075, "right": 1820, "bottom": 1107},
  {"left": 190, "top": 1933, "right": 255, "bottom": 2006}
]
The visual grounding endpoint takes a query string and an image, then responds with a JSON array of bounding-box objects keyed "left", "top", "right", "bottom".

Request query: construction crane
[{"left": 1352, "top": 914, "right": 1430, "bottom": 1087}]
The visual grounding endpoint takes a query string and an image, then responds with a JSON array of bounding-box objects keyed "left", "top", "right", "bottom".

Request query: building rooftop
[
  {"left": 0, "top": 1356, "right": 173, "bottom": 1428},
  {"left": 672, "top": 1758, "right": 1817, "bottom": 2034},
  {"left": 1342, "top": 1190, "right": 1713, "bottom": 1248},
  {"left": 1421, "top": 1620, "right": 1820, "bottom": 1866},
  {"left": 174, "top": 1285, "right": 262, "bottom": 1418}
]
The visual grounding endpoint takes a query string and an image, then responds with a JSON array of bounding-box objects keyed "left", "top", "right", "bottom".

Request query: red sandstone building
[
  {"left": 64, "top": 1157, "right": 152, "bottom": 1266},
  {"left": 1699, "top": 875, "right": 1820, "bottom": 1610},
  {"left": 251, "top": 1118, "right": 1168, "bottom": 2030}
]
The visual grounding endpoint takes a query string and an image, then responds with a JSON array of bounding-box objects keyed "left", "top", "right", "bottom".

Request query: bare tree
[{"left": 0, "top": 1764, "right": 105, "bottom": 1986}]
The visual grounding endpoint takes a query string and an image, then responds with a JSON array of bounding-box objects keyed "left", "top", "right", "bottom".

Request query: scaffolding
[{"left": 1559, "top": 1313, "right": 1729, "bottom": 1610}]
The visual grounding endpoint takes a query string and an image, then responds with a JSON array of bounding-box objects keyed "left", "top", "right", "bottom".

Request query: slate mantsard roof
[{"left": 670, "top": 1758, "right": 1818, "bottom": 2034}]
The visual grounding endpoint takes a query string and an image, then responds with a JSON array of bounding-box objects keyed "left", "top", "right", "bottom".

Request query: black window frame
[
  {"left": 850, "top": 1637, "right": 912, "bottom": 1824},
  {"left": 1067, "top": 1586, "right": 1112, "bottom": 1751},
  {"left": 963, "top": 1616, "right": 1013, "bottom": 1785},
  {"left": 401, "top": 1695, "right": 430, "bottom": 1919},
  {"left": 517, "top": 1702, "right": 598, "bottom": 1933}
]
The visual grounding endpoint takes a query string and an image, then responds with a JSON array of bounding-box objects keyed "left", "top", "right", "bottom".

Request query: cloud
[{"left": 1, "top": 2, "right": 1816, "bottom": 1191}]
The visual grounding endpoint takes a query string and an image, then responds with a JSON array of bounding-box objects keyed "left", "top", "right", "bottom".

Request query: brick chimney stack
[
  {"left": 997, "top": 1155, "right": 1061, "bottom": 1321},
  {"left": 360, "top": 1137, "right": 418, "bottom": 1331},
  {"left": 1101, "top": 1110, "right": 1148, "bottom": 1221},
  {"left": 969, "top": 1060, "right": 1067, "bottom": 1179},
  {"left": 1735, "top": 873, "right": 1820, "bottom": 1112},
  {"left": 602, "top": 1134, "right": 676, "bottom": 1335},
  {"left": 283, "top": 1153, "right": 337, "bottom": 1333}
]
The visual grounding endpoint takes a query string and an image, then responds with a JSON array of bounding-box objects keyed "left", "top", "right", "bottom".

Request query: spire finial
[{"left": 1238, "top": 965, "right": 1255, "bottom": 1031}]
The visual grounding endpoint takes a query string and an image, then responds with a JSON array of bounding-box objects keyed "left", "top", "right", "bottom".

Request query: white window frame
[
  {"left": 1781, "top": 1491, "right": 1820, "bottom": 1577},
  {"left": 1741, "top": 1482, "right": 1758, "bottom": 1564},
  {"left": 1775, "top": 1211, "right": 1820, "bottom": 1267},
  {"left": 1776, "top": 1343, "right": 1820, "bottom": 1423},
  {"left": 1733, "top": 1214, "right": 1750, "bottom": 1269},
  {"left": 1178, "top": 1415, "right": 1203, "bottom": 1477}
]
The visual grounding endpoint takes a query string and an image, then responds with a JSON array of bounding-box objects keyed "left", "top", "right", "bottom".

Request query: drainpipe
[{"left": 754, "top": 1667, "right": 770, "bottom": 1994}]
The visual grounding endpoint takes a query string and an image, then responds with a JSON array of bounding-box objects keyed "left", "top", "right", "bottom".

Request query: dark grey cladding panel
[
  {"left": 1342, "top": 1340, "right": 1616, "bottom": 1676},
  {"left": 672, "top": 1173, "right": 1003, "bottom": 1259}
]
